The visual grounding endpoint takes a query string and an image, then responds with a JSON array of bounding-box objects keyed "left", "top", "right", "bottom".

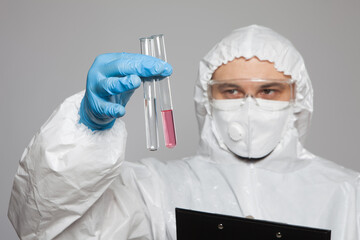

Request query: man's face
[
  {"left": 210, "top": 57, "right": 293, "bottom": 101},
  {"left": 209, "top": 57, "right": 295, "bottom": 159}
]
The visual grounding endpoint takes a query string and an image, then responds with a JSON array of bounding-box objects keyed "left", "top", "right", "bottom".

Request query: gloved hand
[{"left": 79, "top": 52, "right": 172, "bottom": 131}]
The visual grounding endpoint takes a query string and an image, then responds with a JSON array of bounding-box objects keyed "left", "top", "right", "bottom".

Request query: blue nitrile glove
[{"left": 79, "top": 52, "right": 172, "bottom": 131}]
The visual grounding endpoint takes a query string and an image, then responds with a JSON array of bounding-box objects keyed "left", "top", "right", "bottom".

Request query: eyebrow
[
  {"left": 216, "top": 83, "right": 243, "bottom": 90},
  {"left": 215, "top": 82, "right": 286, "bottom": 89},
  {"left": 258, "top": 82, "right": 287, "bottom": 89}
]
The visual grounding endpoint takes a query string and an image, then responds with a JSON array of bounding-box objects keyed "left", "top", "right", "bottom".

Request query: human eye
[
  {"left": 258, "top": 88, "right": 281, "bottom": 100},
  {"left": 224, "top": 88, "right": 238, "bottom": 95},
  {"left": 256, "top": 81, "right": 291, "bottom": 100},
  {"left": 221, "top": 87, "right": 244, "bottom": 99},
  {"left": 262, "top": 88, "right": 277, "bottom": 95}
]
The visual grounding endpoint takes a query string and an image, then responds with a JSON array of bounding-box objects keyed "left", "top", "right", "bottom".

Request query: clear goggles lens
[{"left": 208, "top": 79, "right": 295, "bottom": 111}]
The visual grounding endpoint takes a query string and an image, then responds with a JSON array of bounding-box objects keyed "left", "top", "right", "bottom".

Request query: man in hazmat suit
[{"left": 8, "top": 25, "right": 360, "bottom": 239}]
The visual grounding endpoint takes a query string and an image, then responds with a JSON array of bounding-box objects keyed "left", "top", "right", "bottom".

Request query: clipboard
[{"left": 176, "top": 208, "right": 331, "bottom": 240}]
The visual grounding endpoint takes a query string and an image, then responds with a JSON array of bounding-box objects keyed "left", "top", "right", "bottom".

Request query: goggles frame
[{"left": 208, "top": 78, "right": 296, "bottom": 111}]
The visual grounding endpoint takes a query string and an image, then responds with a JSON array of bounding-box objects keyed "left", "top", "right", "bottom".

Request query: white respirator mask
[{"left": 208, "top": 79, "right": 295, "bottom": 159}]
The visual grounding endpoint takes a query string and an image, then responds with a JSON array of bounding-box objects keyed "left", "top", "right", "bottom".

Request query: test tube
[
  {"left": 152, "top": 34, "right": 177, "bottom": 148},
  {"left": 140, "top": 37, "right": 159, "bottom": 151}
]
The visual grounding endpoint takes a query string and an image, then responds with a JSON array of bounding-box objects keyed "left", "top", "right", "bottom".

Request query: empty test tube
[
  {"left": 152, "top": 34, "right": 177, "bottom": 148},
  {"left": 140, "top": 37, "right": 159, "bottom": 151}
]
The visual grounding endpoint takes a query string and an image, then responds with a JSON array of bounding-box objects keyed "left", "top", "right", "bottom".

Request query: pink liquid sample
[{"left": 161, "top": 110, "right": 176, "bottom": 148}]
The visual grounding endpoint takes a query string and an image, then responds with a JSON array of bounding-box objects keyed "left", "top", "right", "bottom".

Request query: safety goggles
[{"left": 208, "top": 79, "right": 295, "bottom": 111}]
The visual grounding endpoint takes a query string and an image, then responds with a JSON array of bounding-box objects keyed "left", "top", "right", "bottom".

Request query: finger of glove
[
  {"left": 102, "top": 53, "right": 172, "bottom": 78},
  {"left": 90, "top": 93, "right": 126, "bottom": 118},
  {"left": 97, "top": 75, "right": 141, "bottom": 97},
  {"left": 114, "top": 89, "right": 135, "bottom": 107}
]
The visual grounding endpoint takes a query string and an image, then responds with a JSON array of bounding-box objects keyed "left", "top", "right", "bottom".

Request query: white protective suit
[{"left": 9, "top": 25, "right": 360, "bottom": 240}]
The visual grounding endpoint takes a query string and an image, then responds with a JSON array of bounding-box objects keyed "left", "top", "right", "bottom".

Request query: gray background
[{"left": 1, "top": 0, "right": 359, "bottom": 238}]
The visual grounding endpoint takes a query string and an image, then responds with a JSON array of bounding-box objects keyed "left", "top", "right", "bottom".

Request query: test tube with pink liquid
[{"left": 152, "top": 34, "right": 177, "bottom": 148}]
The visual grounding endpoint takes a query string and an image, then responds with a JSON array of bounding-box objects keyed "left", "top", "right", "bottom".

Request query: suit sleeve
[{"left": 8, "top": 91, "right": 129, "bottom": 239}]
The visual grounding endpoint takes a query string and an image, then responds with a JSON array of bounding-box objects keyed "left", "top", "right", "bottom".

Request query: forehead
[
  {"left": 212, "top": 80, "right": 289, "bottom": 88},
  {"left": 211, "top": 57, "right": 291, "bottom": 80}
]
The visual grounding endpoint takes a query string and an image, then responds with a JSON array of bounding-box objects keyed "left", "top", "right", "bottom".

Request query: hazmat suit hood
[{"left": 194, "top": 25, "right": 315, "bottom": 171}]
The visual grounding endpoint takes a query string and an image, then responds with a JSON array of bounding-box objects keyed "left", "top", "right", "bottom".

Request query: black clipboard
[{"left": 176, "top": 208, "right": 331, "bottom": 240}]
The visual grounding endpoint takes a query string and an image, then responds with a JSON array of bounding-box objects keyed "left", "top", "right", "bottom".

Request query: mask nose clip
[{"left": 239, "top": 95, "right": 257, "bottom": 108}]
